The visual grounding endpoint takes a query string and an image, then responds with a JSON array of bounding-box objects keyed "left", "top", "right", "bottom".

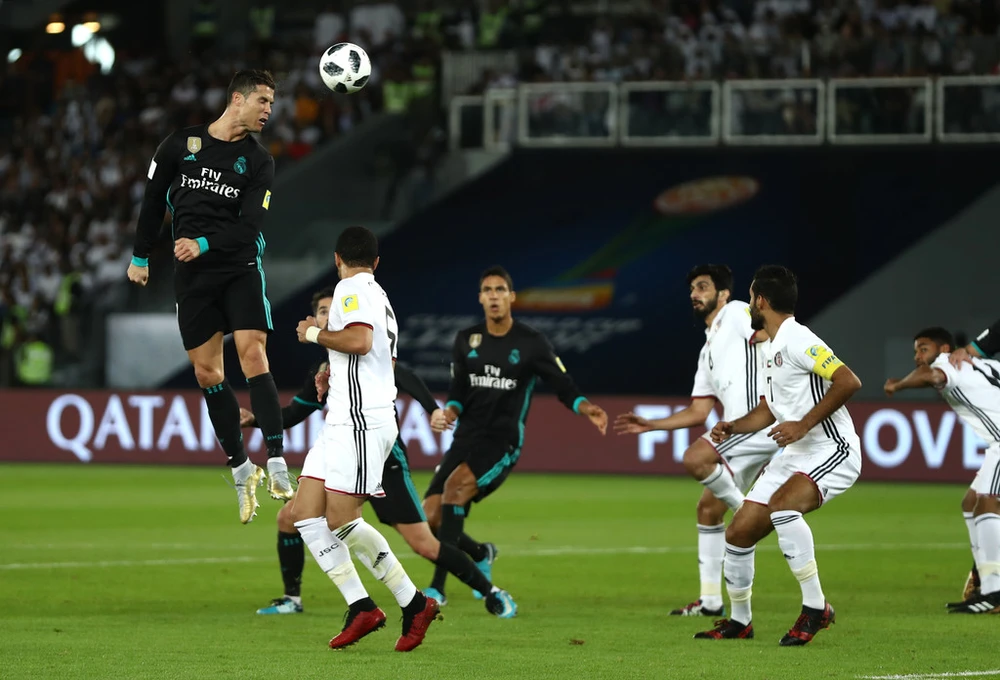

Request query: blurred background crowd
[{"left": 1, "top": 0, "right": 999, "bottom": 387}]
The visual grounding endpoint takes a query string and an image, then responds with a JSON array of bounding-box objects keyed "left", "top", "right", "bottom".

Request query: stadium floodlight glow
[
  {"left": 71, "top": 24, "right": 93, "bottom": 47},
  {"left": 83, "top": 20, "right": 100, "bottom": 32},
  {"left": 45, "top": 20, "right": 65, "bottom": 34},
  {"left": 7, "top": 48, "right": 22, "bottom": 64}
]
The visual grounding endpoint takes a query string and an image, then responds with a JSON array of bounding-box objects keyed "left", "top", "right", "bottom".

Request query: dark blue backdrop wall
[{"left": 162, "top": 145, "right": 1000, "bottom": 396}]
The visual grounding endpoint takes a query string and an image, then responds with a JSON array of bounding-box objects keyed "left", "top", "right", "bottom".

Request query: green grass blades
[{"left": 0, "top": 463, "right": 996, "bottom": 680}]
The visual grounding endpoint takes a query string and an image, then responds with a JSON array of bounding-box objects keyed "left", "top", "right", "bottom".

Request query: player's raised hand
[
  {"left": 297, "top": 317, "right": 318, "bottom": 343},
  {"left": 579, "top": 401, "right": 608, "bottom": 435},
  {"left": 949, "top": 347, "right": 974, "bottom": 368},
  {"left": 429, "top": 408, "right": 453, "bottom": 433},
  {"left": 711, "top": 420, "right": 733, "bottom": 443},
  {"left": 126, "top": 262, "right": 148, "bottom": 286},
  {"left": 239, "top": 407, "right": 256, "bottom": 427},
  {"left": 174, "top": 237, "right": 203, "bottom": 262},
  {"left": 767, "top": 420, "right": 808, "bottom": 447},
  {"left": 315, "top": 362, "right": 330, "bottom": 400},
  {"left": 614, "top": 411, "right": 652, "bottom": 435}
]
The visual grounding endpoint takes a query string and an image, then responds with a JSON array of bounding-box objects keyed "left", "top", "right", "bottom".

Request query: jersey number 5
[{"left": 385, "top": 307, "right": 397, "bottom": 356}]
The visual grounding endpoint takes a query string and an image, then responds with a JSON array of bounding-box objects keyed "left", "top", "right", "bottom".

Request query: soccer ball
[{"left": 318, "top": 43, "right": 371, "bottom": 94}]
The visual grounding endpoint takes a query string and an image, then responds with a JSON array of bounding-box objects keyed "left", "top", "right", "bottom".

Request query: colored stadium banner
[{"left": 0, "top": 390, "right": 987, "bottom": 484}]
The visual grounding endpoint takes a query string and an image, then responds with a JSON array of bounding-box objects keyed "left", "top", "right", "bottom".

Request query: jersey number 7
[{"left": 385, "top": 307, "right": 397, "bottom": 356}]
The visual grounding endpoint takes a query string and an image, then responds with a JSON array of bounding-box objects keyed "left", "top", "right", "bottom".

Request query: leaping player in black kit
[
  {"left": 421, "top": 265, "right": 608, "bottom": 606},
  {"left": 127, "top": 70, "right": 293, "bottom": 524}
]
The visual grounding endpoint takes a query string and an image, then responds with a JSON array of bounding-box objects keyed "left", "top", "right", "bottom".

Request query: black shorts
[
  {"left": 424, "top": 436, "right": 517, "bottom": 503},
  {"left": 174, "top": 264, "right": 272, "bottom": 350},
  {"left": 369, "top": 439, "right": 426, "bottom": 526}
]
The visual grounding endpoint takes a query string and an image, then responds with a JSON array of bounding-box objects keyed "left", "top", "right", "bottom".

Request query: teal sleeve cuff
[
  {"left": 195, "top": 237, "right": 209, "bottom": 254},
  {"left": 445, "top": 400, "right": 463, "bottom": 414},
  {"left": 131, "top": 256, "right": 148, "bottom": 267},
  {"left": 293, "top": 396, "right": 323, "bottom": 409},
  {"left": 572, "top": 396, "right": 587, "bottom": 414},
  {"left": 971, "top": 340, "right": 986, "bottom": 357}
]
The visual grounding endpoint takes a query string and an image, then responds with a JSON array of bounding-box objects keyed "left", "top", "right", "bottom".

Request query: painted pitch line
[{"left": 858, "top": 671, "right": 1000, "bottom": 679}]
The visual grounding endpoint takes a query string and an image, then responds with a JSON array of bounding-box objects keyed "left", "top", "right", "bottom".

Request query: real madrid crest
[
  {"left": 187, "top": 136, "right": 202, "bottom": 154},
  {"left": 469, "top": 333, "right": 482, "bottom": 348}
]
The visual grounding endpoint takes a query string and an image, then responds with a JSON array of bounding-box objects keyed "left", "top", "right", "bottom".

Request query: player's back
[
  {"left": 696, "top": 300, "right": 761, "bottom": 421},
  {"left": 933, "top": 354, "right": 1000, "bottom": 445},
  {"left": 324, "top": 272, "right": 398, "bottom": 430}
]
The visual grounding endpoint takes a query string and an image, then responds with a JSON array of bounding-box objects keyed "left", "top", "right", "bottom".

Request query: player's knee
[
  {"left": 962, "top": 489, "right": 978, "bottom": 513},
  {"left": 696, "top": 496, "right": 726, "bottom": 525},
  {"left": 239, "top": 345, "right": 269, "bottom": 377},
  {"left": 192, "top": 364, "right": 224, "bottom": 388},
  {"left": 683, "top": 450, "right": 715, "bottom": 479},
  {"left": 409, "top": 534, "right": 439, "bottom": 561},
  {"left": 277, "top": 504, "right": 296, "bottom": 533}
]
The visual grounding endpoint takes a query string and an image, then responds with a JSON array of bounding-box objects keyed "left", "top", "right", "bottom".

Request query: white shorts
[
  {"left": 971, "top": 443, "right": 1000, "bottom": 496},
  {"left": 745, "top": 439, "right": 862, "bottom": 507},
  {"left": 300, "top": 423, "right": 398, "bottom": 497},
  {"left": 702, "top": 431, "right": 779, "bottom": 493}
]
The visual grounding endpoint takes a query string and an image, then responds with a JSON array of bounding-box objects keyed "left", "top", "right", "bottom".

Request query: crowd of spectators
[{"left": 2, "top": 0, "right": 1000, "bottom": 386}]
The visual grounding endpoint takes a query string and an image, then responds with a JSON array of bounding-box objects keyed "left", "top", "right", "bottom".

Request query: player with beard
[
  {"left": 697, "top": 264, "right": 863, "bottom": 646},
  {"left": 615, "top": 264, "right": 777, "bottom": 617}
]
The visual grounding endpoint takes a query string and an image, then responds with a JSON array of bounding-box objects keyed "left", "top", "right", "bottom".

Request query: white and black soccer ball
[{"left": 318, "top": 42, "right": 371, "bottom": 94}]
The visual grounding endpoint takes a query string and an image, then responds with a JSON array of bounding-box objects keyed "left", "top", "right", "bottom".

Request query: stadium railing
[{"left": 448, "top": 76, "right": 1000, "bottom": 149}]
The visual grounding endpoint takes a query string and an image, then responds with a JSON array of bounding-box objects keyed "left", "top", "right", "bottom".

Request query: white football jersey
[
  {"left": 932, "top": 353, "right": 1000, "bottom": 445},
  {"left": 691, "top": 301, "right": 764, "bottom": 421},
  {"left": 760, "top": 317, "right": 860, "bottom": 452},
  {"left": 323, "top": 272, "right": 398, "bottom": 430}
]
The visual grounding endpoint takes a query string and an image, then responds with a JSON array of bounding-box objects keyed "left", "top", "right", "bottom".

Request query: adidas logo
[
  {"left": 184, "top": 153, "right": 197, "bottom": 161},
  {"left": 467, "top": 349, "right": 478, "bottom": 358},
  {"left": 372, "top": 551, "right": 389, "bottom": 569}
]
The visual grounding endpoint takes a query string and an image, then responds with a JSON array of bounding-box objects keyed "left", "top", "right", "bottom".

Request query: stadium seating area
[{"left": 2, "top": 0, "right": 999, "bottom": 386}]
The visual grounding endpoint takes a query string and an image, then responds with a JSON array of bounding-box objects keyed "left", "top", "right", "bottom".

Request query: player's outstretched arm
[
  {"left": 951, "top": 321, "right": 999, "bottom": 366},
  {"left": 768, "top": 364, "right": 861, "bottom": 446},
  {"left": 614, "top": 397, "right": 715, "bottom": 435},
  {"left": 395, "top": 361, "right": 439, "bottom": 415},
  {"left": 884, "top": 364, "right": 947, "bottom": 396}
]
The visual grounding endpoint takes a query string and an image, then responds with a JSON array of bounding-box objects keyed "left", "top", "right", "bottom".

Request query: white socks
[
  {"left": 700, "top": 464, "right": 745, "bottom": 511},
  {"left": 294, "top": 517, "right": 369, "bottom": 605},
  {"left": 771, "top": 510, "right": 825, "bottom": 610},
  {"left": 231, "top": 458, "right": 255, "bottom": 482},
  {"left": 697, "top": 524, "right": 725, "bottom": 610},
  {"left": 975, "top": 513, "right": 1000, "bottom": 594},
  {"left": 965, "top": 511, "right": 982, "bottom": 570},
  {"left": 340, "top": 518, "right": 417, "bottom": 608},
  {"left": 723, "top": 543, "right": 755, "bottom": 625}
]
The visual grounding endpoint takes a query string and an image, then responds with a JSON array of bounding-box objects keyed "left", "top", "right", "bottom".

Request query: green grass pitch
[{"left": 1, "top": 463, "right": 996, "bottom": 680}]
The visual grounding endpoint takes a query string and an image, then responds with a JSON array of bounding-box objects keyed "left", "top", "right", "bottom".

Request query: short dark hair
[
  {"left": 750, "top": 265, "right": 797, "bottom": 314},
  {"left": 227, "top": 69, "right": 276, "bottom": 105},
  {"left": 914, "top": 327, "right": 955, "bottom": 348},
  {"left": 480, "top": 265, "right": 513, "bottom": 291},
  {"left": 686, "top": 264, "right": 733, "bottom": 294},
  {"left": 311, "top": 287, "right": 335, "bottom": 315},
  {"left": 335, "top": 226, "right": 379, "bottom": 268}
]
